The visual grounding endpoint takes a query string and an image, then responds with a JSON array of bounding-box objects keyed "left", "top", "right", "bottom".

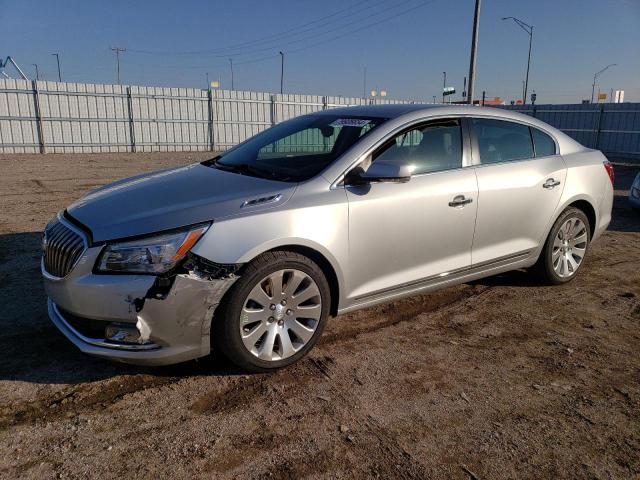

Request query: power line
[
  {"left": 128, "top": 0, "right": 377, "bottom": 56},
  {"left": 170, "top": 0, "right": 439, "bottom": 68},
  {"left": 128, "top": 0, "right": 423, "bottom": 59}
]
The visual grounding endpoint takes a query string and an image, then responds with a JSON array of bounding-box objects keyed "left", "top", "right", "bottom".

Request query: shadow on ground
[{"left": 0, "top": 232, "right": 243, "bottom": 385}]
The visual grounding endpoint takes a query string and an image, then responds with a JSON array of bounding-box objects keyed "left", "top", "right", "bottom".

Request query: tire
[
  {"left": 212, "top": 251, "right": 331, "bottom": 372},
  {"left": 535, "top": 207, "right": 591, "bottom": 285}
]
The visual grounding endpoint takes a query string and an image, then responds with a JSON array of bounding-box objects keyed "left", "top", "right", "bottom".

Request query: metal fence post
[
  {"left": 270, "top": 94, "right": 277, "bottom": 126},
  {"left": 207, "top": 88, "right": 215, "bottom": 151},
  {"left": 32, "top": 80, "right": 46, "bottom": 153},
  {"left": 532, "top": 105, "right": 537, "bottom": 118},
  {"left": 126, "top": 86, "right": 136, "bottom": 152},
  {"left": 595, "top": 103, "right": 605, "bottom": 149},
  {"left": 322, "top": 96, "right": 328, "bottom": 110}
]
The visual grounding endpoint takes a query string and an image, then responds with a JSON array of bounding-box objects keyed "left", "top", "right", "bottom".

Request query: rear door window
[
  {"left": 531, "top": 127, "right": 557, "bottom": 157},
  {"left": 471, "top": 118, "right": 534, "bottom": 164}
]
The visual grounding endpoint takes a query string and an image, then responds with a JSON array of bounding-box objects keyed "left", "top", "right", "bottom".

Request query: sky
[{"left": 2, "top": 0, "right": 639, "bottom": 104}]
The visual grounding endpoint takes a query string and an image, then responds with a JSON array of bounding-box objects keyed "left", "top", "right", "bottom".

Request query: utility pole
[
  {"left": 110, "top": 47, "right": 126, "bottom": 85},
  {"left": 482, "top": 90, "right": 486, "bottom": 106},
  {"left": 279, "top": 51, "right": 284, "bottom": 94},
  {"left": 467, "top": 0, "right": 481, "bottom": 104},
  {"left": 229, "top": 58, "right": 234, "bottom": 90},
  {"left": 591, "top": 64, "right": 616, "bottom": 103},
  {"left": 206, "top": 72, "right": 209, "bottom": 89},
  {"left": 51, "top": 53, "right": 62, "bottom": 82},
  {"left": 462, "top": 76, "right": 467, "bottom": 103},
  {"left": 32, "top": 64, "right": 39, "bottom": 81},
  {"left": 502, "top": 16, "right": 533, "bottom": 105},
  {"left": 442, "top": 71, "right": 446, "bottom": 103},
  {"left": 363, "top": 66, "right": 367, "bottom": 99}
]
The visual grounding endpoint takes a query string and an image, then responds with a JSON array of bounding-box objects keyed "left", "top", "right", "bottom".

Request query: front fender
[{"left": 190, "top": 191, "right": 349, "bottom": 305}]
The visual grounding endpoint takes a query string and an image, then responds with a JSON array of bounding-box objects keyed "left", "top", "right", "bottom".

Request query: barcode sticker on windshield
[{"left": 329, "top": 119, "right": 371, "bottom": 127}]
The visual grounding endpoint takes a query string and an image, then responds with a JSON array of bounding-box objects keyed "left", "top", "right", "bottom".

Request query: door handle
[
  {"left": 543, "top": 178, "right": 561, "bottom": 189},
  {"left": 448, "top": 195, "right": 473, "bottom": 208}
]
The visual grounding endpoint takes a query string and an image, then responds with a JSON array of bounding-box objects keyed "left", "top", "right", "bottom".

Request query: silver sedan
[{"left": 42, "top": 105, "right": 614, "bottom": 371}]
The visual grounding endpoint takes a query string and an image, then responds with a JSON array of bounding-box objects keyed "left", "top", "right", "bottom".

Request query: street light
[
  {"left": 442, "top": 71, "right": 446, "bottom": 103},
  {"left": 591, "top": 64, "right": 617, "bottom": 104},
  {"left": 279, "top": 51, "right": 284, "bottom": 94},
  {"left": 502, "top": 16, "right": 533, "bottom": 105},
  {"left": 51, "top": 53, "right": 62, "bottom": 82}
]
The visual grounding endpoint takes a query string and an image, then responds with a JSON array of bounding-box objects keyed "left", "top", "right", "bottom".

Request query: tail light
[{"left": 603, "top": 160, "right": 614, "bottom": 186}]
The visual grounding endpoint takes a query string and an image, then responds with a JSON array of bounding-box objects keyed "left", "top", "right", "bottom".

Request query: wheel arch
[
  {"left": 262, "top": 245, "right": 340, "bottom": 317},
  {"left": 566, "top": 199, "right": 597, "bottom": 238},
  {"left": 234, "top": 240, "right": 343, "bottom": 317}
]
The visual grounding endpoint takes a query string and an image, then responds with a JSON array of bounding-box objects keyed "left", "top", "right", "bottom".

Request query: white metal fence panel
[
  {"left": 9, "top": 79, "right": 638, "bottom": 158},
  {"left": 0, "top": 79, "right": 425, "bottom": 154},
  {"left": 0, "top": 79, "right": 41, "bottom": 153}
]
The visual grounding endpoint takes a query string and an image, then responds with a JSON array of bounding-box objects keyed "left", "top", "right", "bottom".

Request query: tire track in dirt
[
  {"left": 321, "top": 284, "right": 491, "bottom": 345},
  {"left": 187, "top": 287, "right": 496, "bottom": 478},
  {"left": 190, "top": 284, "right": 492, "bottom": 417},
  {"left": 0, "top": 374, "right": 179, "bottom": 428}
]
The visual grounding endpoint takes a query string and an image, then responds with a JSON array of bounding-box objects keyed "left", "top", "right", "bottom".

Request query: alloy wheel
[
  {"left": 552, "top": 217, "right": 588, "bottom": 278},
  {"left": 239, "top": 269, "right": 322, "bottom": 361}
]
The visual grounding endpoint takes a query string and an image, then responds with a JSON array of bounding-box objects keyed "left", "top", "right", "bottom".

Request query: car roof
[{"left": 317, "top": 103, "right": 539, "bottom": 120}]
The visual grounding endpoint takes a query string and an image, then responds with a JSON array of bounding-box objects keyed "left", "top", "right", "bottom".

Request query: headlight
[{"left": 97, "top": 223, "right": 210, "bottom": 274}]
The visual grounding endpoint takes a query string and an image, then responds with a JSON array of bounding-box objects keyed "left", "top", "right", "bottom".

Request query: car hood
[{"left": 67, "top": 163, "right": 295, "bottom": 242}]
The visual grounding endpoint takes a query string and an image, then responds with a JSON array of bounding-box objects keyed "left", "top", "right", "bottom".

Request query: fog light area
[{"left": 105, "top": 323, "right": 147, "bottom": 344}]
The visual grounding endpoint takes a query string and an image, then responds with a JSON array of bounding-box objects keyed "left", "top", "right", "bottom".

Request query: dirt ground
[{"left": 0, "top": 152, "right": 638, "bottom": 479}]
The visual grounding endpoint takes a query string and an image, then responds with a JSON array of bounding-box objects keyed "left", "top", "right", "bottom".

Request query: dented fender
[{"left": 137, "top": 272, "right": 238, "bottom": 355}]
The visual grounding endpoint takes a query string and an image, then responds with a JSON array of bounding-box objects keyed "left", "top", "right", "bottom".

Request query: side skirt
[{"left": 337, "top": 251, "right": 535, "bottom": 315}]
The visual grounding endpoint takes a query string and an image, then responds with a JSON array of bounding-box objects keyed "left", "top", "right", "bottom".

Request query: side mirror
[{"left": 356, "top": 161, "right": 413, "bottom": 184}]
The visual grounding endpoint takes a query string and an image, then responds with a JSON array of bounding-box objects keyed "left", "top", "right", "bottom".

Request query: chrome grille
[{"left": 43, "top": 216, "right": 86, "bottom": 278}]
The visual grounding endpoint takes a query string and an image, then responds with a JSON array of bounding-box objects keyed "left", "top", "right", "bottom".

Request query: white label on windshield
[{"left": 329, "top": 118, "right": 371, "bottom": 127}]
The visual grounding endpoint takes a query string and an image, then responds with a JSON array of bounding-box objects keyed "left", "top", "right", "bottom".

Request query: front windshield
[{"left": 203, "top": 114, "right": 387, "bottom": 182}]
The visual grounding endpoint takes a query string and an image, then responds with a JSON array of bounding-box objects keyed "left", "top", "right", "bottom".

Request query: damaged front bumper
[{"left": 43, "top": 246, "right": 238, "bottom": 366}]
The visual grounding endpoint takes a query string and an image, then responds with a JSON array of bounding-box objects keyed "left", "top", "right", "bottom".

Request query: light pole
[
  {"left": 51, "top": 53, "right": 61, "bottom": 82},
  {"left": 110, "top": 47, "right": 126, "bottom": 85},
  {"left": 591, "top": 64, "right": 616, "bottom": 104},
  {"left": 229, "top": 58, "right": 234, "bottom": 90},
  {"left": 279, "top": 51, "right": 284, "bottom": 94},
  {"left": 502, "top": 16, "right": 533, "bottom": 105},
  {"left": 467, "top": 0, "right": 481, "bottom": 104},
  {"left": 363, "top": 66, "right": 367, "bottom": 99},
  {"left": 32, "top": 64, "right": 39, "bottom": 81},
  {"left": 442, "top": 71, "right": 446, "bottom": 103}
]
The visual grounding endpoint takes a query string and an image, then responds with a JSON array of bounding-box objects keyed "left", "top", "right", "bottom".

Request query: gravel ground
[{"left": 0, "top": 152, "right": 638, "bottom": 479}]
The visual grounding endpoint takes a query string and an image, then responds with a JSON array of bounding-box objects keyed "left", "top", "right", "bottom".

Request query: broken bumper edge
[{"left": 46, "top": 271, "right": 239, "bottom": 367}]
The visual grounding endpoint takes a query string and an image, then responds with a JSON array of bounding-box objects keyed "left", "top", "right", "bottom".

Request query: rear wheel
[
  {"left": 536, "top": 207, "right": 590, "bottom": 285},
  {"left": 213, "top": 251, "right": 330, "bottom": 372}
]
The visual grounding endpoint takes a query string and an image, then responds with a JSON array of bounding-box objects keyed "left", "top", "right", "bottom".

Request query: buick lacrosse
[{"left": 42, "top": 105, "right": 613, "bottom": 371}]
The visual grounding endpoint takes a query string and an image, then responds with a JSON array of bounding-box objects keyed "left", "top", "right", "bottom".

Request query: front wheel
[
  {"left": 213, "top": 251, "right": 331, "bottom": 372},
  {"left": 536, "top": 207, "right": 591, "bottom": 285}
]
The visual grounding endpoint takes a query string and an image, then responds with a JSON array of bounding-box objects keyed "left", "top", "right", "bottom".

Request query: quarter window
[
  {"left": 531, "top": 127, "right": 556, "bottom": 157},
  {"left": 471, "top": 118, "right": 534, "bottom": 164},
  {"left": 371, "top": 120, "right": 462, "bottom": 175}
]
